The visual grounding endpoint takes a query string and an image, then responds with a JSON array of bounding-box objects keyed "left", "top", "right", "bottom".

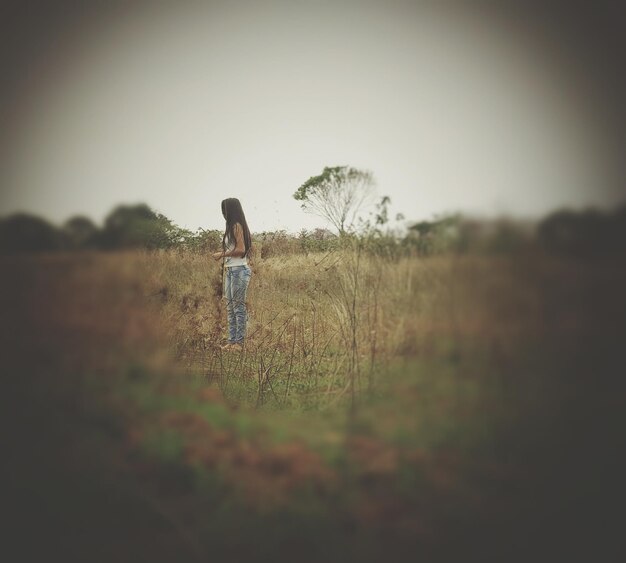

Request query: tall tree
[
  {"left": 63, "top": 216, "right": 99, "bottom": 249},
  {"left": 99, "top": 204, "right": 179, "bottom": 249},
  {"left": 293, "top": 166, "right": 375, "bottom": 235},
  {"left": 0, "top": 213, "right": 63, "bottom": 253}
]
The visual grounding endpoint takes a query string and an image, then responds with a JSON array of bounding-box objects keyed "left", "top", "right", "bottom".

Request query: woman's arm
[{"left": 230, "top": 224, "right": 246, "bottom": 257}]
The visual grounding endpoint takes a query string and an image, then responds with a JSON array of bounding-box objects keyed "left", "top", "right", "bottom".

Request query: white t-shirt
[{"left": 224, "top": 240, "right": 248, "bottom": 267}]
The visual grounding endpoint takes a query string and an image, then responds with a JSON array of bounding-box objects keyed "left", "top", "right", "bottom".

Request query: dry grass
[
  {"left": 130, "top": 248, "right": 555, "bottom": 411},
  {"left": 2, "top": 248, "right": 624, "bottom": 561}
]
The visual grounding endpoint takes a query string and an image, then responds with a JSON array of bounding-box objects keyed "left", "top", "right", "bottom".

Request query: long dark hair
[{"left": 221, "top": 198, "right": 252, "bottom": 257}]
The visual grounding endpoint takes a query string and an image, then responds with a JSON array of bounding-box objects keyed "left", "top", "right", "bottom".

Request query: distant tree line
[
  {"left": 0, "top": 204, "right": 220, "bottom": 254},
  {"left": 403, "top": 205, "right": 626, "bottom": 258},
  {"left": 1, "top": 202, "right": 625, "bottom": 258},
  {"left": 536, "top": 206, "right": 626, "bottom": 257}
]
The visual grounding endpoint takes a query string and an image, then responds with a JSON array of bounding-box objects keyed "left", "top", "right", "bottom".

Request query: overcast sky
[{"left": 1, "top": 1, "right": 624, "bottom": 233}]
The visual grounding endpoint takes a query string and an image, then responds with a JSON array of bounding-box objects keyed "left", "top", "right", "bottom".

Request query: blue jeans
[{"left": 224, "top": 265, "right": 251, "bottom": 343}]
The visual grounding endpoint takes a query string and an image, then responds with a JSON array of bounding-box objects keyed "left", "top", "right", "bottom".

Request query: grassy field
[{"left": 1, "top": 247, "right": 625, "bottom": 562}]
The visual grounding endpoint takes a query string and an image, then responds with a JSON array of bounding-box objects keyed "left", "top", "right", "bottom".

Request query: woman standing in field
[{"left": 212, "top": 198, "right": 253, "bottom": 351}]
